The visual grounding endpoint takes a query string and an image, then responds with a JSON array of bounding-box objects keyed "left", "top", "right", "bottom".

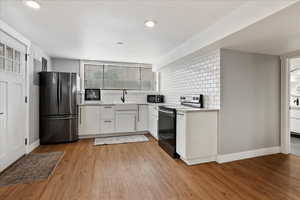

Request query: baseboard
[
  {"left": 181, "top": 155, "right": 217, "bottom": 165},
  {"left": 26, "top": 139, "right": 40, "bottom": 154},
  {"left": 217, "top": 146, "right": 280, "bottom": 164}
]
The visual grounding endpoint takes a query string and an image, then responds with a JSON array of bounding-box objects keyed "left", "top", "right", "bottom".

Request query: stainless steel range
[{"left": 158, "top": 94, "right": 204, "bottom": 158}]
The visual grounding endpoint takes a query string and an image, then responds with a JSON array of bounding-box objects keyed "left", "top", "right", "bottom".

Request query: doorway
[{"left": 289, "top": 57, "right": 300, "bottom": 156}]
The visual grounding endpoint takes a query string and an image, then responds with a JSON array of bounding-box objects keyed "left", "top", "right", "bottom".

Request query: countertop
[
  {"left": 176, "top": 108, "right": 220, "bottom": 112},
  {"left": 79, "top": 102, "right": 163, "bottom": 106},
  {"left": 79, "top": 102, "right": 220, "bottom": 112}
]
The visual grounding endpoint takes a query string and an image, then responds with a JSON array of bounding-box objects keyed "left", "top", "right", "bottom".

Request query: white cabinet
[
  {"left": 101, "top": 119, "right": 115, "bottom": 134},
  {"left": 148, "top": 105, "right": 158, "bottom": 139},
  {"left": 100, "top": 106, "right": 115, "bottom": 119},
  {"left": 176, "top": 111, "right": 218, "bottom": 165},
  {"left": 290, "top": 109, "right": 300, "bottom": 133},
  {"left": 115, "top": 111, "right": 136, "bottom": 133},
  {"left": 137, "top": 105, "right": 148, "bottom": 131},
  {"left": 79, "top": 106, "right": 101, "bottom": 135}
]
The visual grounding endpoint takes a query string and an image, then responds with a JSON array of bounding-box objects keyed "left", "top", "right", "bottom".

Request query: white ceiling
[{"left": 0, "top": 0, "right": 246, "bottom": 63}]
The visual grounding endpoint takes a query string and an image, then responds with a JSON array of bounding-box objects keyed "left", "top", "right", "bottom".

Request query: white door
[{"left": 0, "top": 30, "right": 27, "bottom": 172}]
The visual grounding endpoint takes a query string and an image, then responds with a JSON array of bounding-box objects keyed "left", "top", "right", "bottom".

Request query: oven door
[{"left": 158, "top": 107, "right": 179, "bottom": 158}]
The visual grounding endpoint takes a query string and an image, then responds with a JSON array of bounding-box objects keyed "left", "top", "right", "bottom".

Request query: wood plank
[{"left": 1, "top": 135, "right": 300, "bottom": 200}]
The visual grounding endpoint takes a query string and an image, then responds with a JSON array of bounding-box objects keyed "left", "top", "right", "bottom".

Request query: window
[
  {"left": 0, "top": 43, "right": 4, "bottom": 71},
  {"left": 14, "top": 50, "right": 21, "bottom": 73},
  {"left": 83, "top": 63, "right": 156, "bottom": 91},
  {"left": 84, "top": 64, "right": 104, "bottom": 89},
  {"left": 5, "top": 46, "right": 13, "bottom": 72},
  {"left": 0, "top": 43, "right": 22, "bottom": 74}
]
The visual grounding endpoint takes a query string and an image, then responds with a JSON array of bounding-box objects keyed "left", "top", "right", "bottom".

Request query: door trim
[
  {"left": 0, "top": 20, "right": 31, "bottom": 154},
  {"left": 280, "top": 50, "right": 300, "bottom": 154}
]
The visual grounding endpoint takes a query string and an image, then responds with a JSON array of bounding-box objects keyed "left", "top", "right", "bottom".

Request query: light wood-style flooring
[{"left": 1, "top": 135, "right": 300, "bottom": 200}]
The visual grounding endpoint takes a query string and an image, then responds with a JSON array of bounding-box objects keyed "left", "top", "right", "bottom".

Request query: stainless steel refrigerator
[{"left": 39, "top": 72, "right": 78, "bottom": 144}]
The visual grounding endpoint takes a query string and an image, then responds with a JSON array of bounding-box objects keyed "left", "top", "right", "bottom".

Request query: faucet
[{"left": 121, "top": 89, "right": 127, "bottom": 103}]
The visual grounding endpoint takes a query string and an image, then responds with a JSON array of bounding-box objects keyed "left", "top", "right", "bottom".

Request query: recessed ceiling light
[
  {"left": 24, "top": 0, "right": 41, "bottom": 9},
  {"left": 116, "top": 42, "right": 124, "bottom": 45},
  {"left": 144, "top": 20, "right": 157, "bottom": 28}
]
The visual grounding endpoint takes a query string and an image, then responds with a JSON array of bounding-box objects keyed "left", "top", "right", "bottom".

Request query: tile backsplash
[{"left": 159, "top": 49, "right": 220, "bottom": 109}]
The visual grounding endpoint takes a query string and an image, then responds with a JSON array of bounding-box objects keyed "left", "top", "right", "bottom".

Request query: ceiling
[
  {"left": 0, "top": 0, "right": 246, "bottom": 63},
  {"left": 220, "top": 1, "right": 300, "bottom": 56}
]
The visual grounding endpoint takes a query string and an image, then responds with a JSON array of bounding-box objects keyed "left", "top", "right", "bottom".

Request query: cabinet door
[
  {"left": 115, "top": 112, "right": 136, "bottom": 133},
  {"left": 176, "top": 113, "right": 186, "bottom": 157},
  {"left": 137, "top": 105, "right": 148, "bottom": 131},
  {"left": 79, "top": 106, "right": 101, "bottom": 135},
  {"left": 101, "top": 119, "right": 115, "bottom": 134}
]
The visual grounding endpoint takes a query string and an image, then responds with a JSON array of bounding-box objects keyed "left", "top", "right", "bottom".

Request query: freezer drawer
[{"left": 40, "top": 116, "right": 78, "bottom": 144}]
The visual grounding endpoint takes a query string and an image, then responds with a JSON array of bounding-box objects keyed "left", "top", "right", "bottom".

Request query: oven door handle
[{"left": 159, "top": 110, "right": 175, "bottom": 115}]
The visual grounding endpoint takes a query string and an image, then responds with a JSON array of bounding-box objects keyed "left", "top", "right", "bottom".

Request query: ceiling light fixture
[
  {"left": 24, "top": 0, "right": 41, "bottom": 9},
  {"left": 144, "top": 20, "right": 157, "bottom": 28}
]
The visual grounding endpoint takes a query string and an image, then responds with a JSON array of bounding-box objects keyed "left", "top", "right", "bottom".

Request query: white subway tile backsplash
[{"left": 159, "top": 49, "right": 220, "bottom": 109}]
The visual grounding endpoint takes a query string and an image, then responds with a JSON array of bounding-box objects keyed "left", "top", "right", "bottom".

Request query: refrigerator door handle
[
  {"left": 60, "top": 77, "right": 62, "bottom": 105},
  {"left": 57, "top": 74, "right": 60, "bottom": 111}
]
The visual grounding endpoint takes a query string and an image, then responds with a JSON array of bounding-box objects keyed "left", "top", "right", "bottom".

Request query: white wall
[
  {"left": 159, "top": 50, "right": 220, "bottom": 108},
  {"left": 28, "top": 44, "right": 51, "bottom": 145},
  {"left": 219, "top": 49, "right": 281, "bottom": 155},
  {"left": 51, "top": 57, "right": 80, "bottom": 73}
]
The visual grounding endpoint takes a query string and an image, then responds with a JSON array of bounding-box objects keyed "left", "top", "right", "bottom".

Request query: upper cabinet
[
  {"left": 84, "top": 64, "right": 104, "bottom": 89},
  {"left": 103, "top": 65, "right": 140, "bottom": 90},
  {"left": 82, "top": 61, "right": 156, "bottom": 91},
  {"left": 141, "top": 67, "right": 156, "bottom": 91}
]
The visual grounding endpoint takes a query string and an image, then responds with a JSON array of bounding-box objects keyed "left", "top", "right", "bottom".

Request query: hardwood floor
[{"left": 1, "top": 135, "right": 300, "bottom": 200}]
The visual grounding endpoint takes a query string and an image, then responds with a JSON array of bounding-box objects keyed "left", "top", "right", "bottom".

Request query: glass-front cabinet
[{"left": 83, "top": 62, "right": 156, "bottom": 91}]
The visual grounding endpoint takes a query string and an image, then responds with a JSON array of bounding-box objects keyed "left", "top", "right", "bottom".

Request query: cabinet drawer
[
  {"left": 101, "top": 119, "right": 115, "bottom": 134},
  {"left": 100, "top": 106, "right": 115, "bottom": 119}
]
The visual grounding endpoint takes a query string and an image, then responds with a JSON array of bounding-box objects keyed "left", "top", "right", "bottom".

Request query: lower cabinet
[
  {"left": 137, "top": 105, "right": 148, "bottom": 131},
  {"left": 100, "top": 119, "right": 115, "bottom": 134},
  {"left": 79, "top": 106, "right": 101, "bottom": 135},
  {"left": 115, "top": 111, "right": 137, "bottom": 133},
  {"left": 79, "top": 104, "right": 150, "bottom": 137},
  {"left": 148, "top": 105, "right": 158, "bottom": 139},
  {"left": 290, "top": 109, "right": 300, "bottom": 133},
  {"left": 176, "top": 111, "right": 218, "bottom": 165}
]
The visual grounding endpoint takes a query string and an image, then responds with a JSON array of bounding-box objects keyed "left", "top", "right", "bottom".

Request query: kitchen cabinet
[
  {"left": 115, "top": 111, "right": 136, "bottom": 133},
  {"left": 79, "top": 106, "right": 101, "bottom": 135},
  {"left": 101, "top": 119, "right": 115, "bottom": 134},
  {"left": 148, "top": 105, "right": 158, "bottom": 139},
  {"left": 290, "top": 109, "right": 300, "bottom": 133},
  {"left": 176, "top": 111, "right": 218, "bottom": 165},
  {"left": 100, "top": 105, "right": 115, "bottom": 119},
  {"left": 137, "top": 105, "right": 148, "bottom": 131}
]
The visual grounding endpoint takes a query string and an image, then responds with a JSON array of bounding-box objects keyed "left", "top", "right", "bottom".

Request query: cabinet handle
[
  {"left": 104, "top": 106, "right": 112, "bottom": 109},
  {"left": 104, "top": 120, "right": 112, "bottom": 123},
  {"left": 0, "top": 112, "right": 3, "bottom": 115},
  {"left": 177, "top": 113, "right": 184, "bottom": 116}
]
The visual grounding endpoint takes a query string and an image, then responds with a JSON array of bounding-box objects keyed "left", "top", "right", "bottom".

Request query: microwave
[
  {"left": 85, "top": 89, "right": 101, "bottom": 101},
  {"left": 147, "top": 95, "right": 164, "bottom": 103}
]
